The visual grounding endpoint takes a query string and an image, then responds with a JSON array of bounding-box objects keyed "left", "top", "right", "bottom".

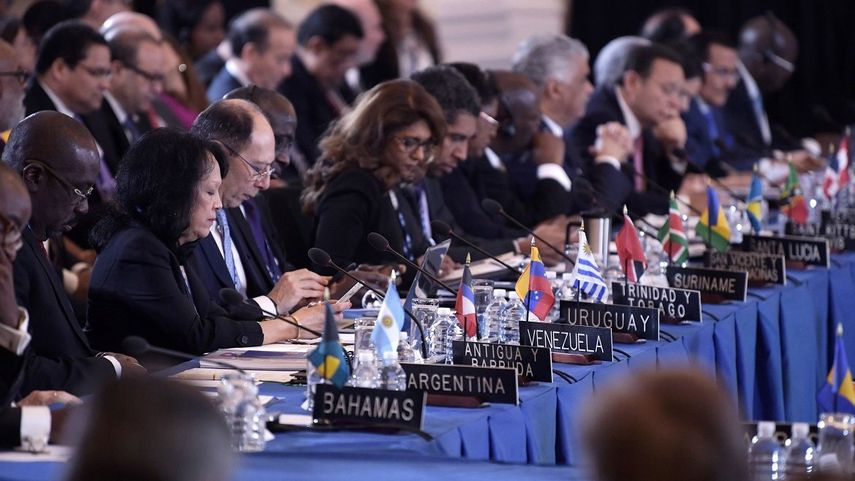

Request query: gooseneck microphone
[
  {"left": 480, "top": 199, "right": 575, "bottom": 266},
  {"left": 673, "top": 147, "right": 747, "bottom": 203},
  {"left": 572, "top": 177, "right": 661, "bottom": 238},
  {"left": 429, "top": 220, "right": 521, "bottom": 275},
  {"left": 220, "top": 288, "right": 321, "bottom": 337},
  {"left": 121, "top": 335, "right": 248, "bottom": 374},
  {"left": 627, "top": 167, "right": 703, "bottom": 216},
  {"left": 366, "top": 232, "right": 457, "bottom": 294},
  {"left": 307, "top": 247, "right": 428, "bottom": 358}
]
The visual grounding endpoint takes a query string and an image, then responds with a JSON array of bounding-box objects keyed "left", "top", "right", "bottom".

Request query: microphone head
[
  {"left": 307, "top": 247, "right": 331, "bottom": 267},
  {"left": 219, "top": 287, "right": 246, "bottom": 306},
  {"left": 481, "top": 198, "right": 502, "bottom": 215},
  {"left": 430, "top": 220, "right": 451, "bottom": 236},
  {"left": 121, "top": 336, "right": 150, "bottom": 356},
  {"left": 367, "top": 232, "right": 390, "bottom": 251}
]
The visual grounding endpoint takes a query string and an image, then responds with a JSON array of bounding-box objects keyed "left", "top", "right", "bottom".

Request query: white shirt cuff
[
  {"left": 536, "top": 163, "right": 572, "bottom": 191},
  {"left": 595, "top": 156, "right": 622, "bottom": 170},
  {"left": 102, "top": 355, "right": 122, "bottom": 377},
  {"left": 62, "top": 269, "right": 79, "bottom": 294},
  {"left": 252, "top": 296, "right": 278, "bottom": 316},
  {"left": 0, "top": 308, "right": 31, "bottom": 355},
  {"left": 20, "top": 406, "right": 50, "bottom": 451}
]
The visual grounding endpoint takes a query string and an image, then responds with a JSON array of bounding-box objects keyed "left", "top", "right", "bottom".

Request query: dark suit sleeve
[
  {"left": 313, "top": 176, "right": 376, "bottom": 274},
  {"left": 439, "top": 166, "right": 526, "bottom": 239},
  {"left": 0, "top": 407, "right": 21, "bottom": 448}
]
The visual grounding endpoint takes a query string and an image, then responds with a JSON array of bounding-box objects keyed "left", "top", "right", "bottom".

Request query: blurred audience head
[
  {"left": 225, "top": 85, "right": 297, "bottom": 170},
  {"left": 512, "top": 34, "right": 592, "bottom": 126},
  {"left": 63, "top": 0, "right": 130, "bottom": 30},
  {"left": 411, "top": 65, "right": 479, "bottom": 176},
  {"left": 618, "top": 44, "right": 685, "bottom": 127},
  {"left": 640, "top": 7, "right": 701, "bottom": 43},
  {"left": 490, "top": 70, "right": 541, "bottom": 156},
  {"left": 159, "top": 0, "right": 225, "bottom": 60},
  {"left": 0, "top": 39, "right": 26, "bottom": 131},
  {"left": 593, "top": 36, "right": 651, "bottom": 88},
  {"left": 738, "top": 13, "right": 798, "bottom": 93},
  {"left": 581, "top": 368, "right": 747, "bottom": 481},
  {"left": 0, "top": 162, "right": 31, "bottom": 262},
  {"left": 296, "top": 4, "right": 363, "bottom": 89},
  {"left": 688, "top": 31, "right": 739, "bottom": 107},
  {"left": 107, "top": 30, "right": 164, "bottom": 115},
  {"left": 101, "top": 11, "right": 163, "bottom": 41},
  {"left": 22, "top": 1, "right": 73, "bottom": 50},
  {"left": 35, "top": 20, "right": 110, "bottom": 115},
  {"left": 3, "top": 111, "right": 99, "bottom": 241},
  {"left": 228, "top": 8, "right": 294, "bottom": 90},
  {"left": 332, "top": 0, "right": 386, "bottom": 66},
  {"left": 191, "top": 99, "right": 275, "bottom": 208},
  {"left": 301, "top": 79, "right": 445, "bottom": 213},
  {"left": 447, "top": 62, "right": 499, "bottom": 158},
  {"left": 662, "top": 38, "right": 703, "bottom": 112},
  {"left": 64, "top": 377, "right": 234, "bottom": 481}
]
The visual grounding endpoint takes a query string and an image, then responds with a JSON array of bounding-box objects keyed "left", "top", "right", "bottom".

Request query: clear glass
[
  {"left": 219, "top": 372, "right": 266, "bottom": 452},
  {"left": 472, "top": 279, "right": 494, "bottom": 339},
  {"left": 816, "top": 412, "right": 855, "bottom": 474},
  {"left": 353, "top": 316, "right": 375, "bottom": 359},
  {"left": 411, "top": 297, "right": 440, "bottom": 352}
]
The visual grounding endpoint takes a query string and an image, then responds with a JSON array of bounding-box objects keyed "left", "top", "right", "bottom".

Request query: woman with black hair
[{"left": 87, "top": 128, "right": 338, "bottom": 355}]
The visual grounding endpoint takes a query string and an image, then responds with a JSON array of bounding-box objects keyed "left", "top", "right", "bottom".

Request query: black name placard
[
  {"left": 561, "top": 300, "right": 660, "bottom": 341},
  {"left": 821, "top": 210, "right": 855, "bottom": 251},
  {"left": 400, "top": 363, "right": 518, "bottom": 405},
  {"left": 705, "top": 251, "right": 786, "bottom": 285},
  {"left": 786, "top": 220, "right": 848, "bottom": 252},
  {"left": 313, "top": 384, "right": 427, "bottom": 431},
  {"left": 742, "top": 234, "right": 830, "bottom": 268},
  {"left": 451, "top": 341, "right": 553, "bottom": 382},
  {"left": 666, "top": 265, "right": 748, "bottom": 302},
  {"left": 611, "top": 282, "right": 702, "bottom": 322},
  {"left": 519, "top": 320, "right": 613, "bottom": 362}
]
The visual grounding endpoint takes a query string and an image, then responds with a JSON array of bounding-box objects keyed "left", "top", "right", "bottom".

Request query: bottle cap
[
  {"left": 546, "top": 271, "right": 556, "bottom": 279},
  {"left": 493, "top": 289, "right": 506, "bottom": 297},
  {"left": 400, "top": 332, "right": 409, "bottom": 341},
  {"left": 792, "top": 422, "right": 809, "bottom": 439},
  {"left": 562, "top": 273, "right": 573, "bottom": 280},
  {"left": 437, "top": 307, "right": 451, "bottom": 315},
  {"left": 508, "top": 291, "right": 519, "bottom": 300},
  {"left": 757, "top": 421, "right": 776, "bottom": 438}
]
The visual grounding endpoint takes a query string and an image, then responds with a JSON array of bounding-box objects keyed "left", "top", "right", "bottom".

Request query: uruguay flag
[
  {"left": 371, "top": 278, "right": 404, "bottom": 358},
  {"left": 818, "top": 324, "right": 855, "bottom": 414},
  {"left": 569, "top": 230, "right": 609, "bottom": 303},
  {"left": 515, "top": 245, "right": 555, "bottom": 320},
  {"left": 307, "top": 303, "right": 350, "bottom": 388},
  {"left": 455, "top": 256, "right": 477, "bottom": 338}
]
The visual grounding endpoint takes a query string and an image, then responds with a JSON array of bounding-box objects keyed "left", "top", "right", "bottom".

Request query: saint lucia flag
[
  {"left": 818, "top": 324, "right": 855, "bottom": 414},
  {"left": 371, "top": 278, "right": 404, "bottom": 358},
  {"left": 746, "top": 172, "right": 763, "bottom": 233},
  {"left": 307, "top": 303, "right": 350, "bottom": 388},
  {"left": 695, "top": 186, "right": 730, "bottom": 252},
  {"left": 515, "top": 244, "right": 555, "bottom": 320},
  {"left": 569, "top": 230, "right": 609, "bottom": 303}
]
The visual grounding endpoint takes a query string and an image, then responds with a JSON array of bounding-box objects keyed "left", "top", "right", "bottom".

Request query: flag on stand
[
  {"left": 515, "top": 241, "right": 555, "bottom": 320},
  {"left": 616, "top": 207, "right": 647, "bottom": 283},
  {"left": 371, "top": 273, "right": 404, "bottom": 358},
  {"left": 818, "top": 324, "right": 855, "bottom": 414},
  {"left": 568, "top": 229, "right": 609, "bottom": 303},
  {"left": 780, "top": 161, "right": 808, "bottom": 225},
  {"left": 657, "top": 193, "right": 689, "bottom": 264},
  {"left": 823, "top": 134, "right": 850, "bottom": 202},
  {"left": 455, "top": 254, "right": 477, "bottom": 337},
  {"left": 746, "top": 169, "right": 764, "bottom": 233},
  {"left": 307, "top": 295, "right": 350, "bottom": 388},
  {"left": 695, "top": 186, "right": 731, "bottom": 252}
]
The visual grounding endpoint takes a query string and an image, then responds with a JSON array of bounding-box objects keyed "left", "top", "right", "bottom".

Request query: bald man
[{"left": 4, "top": 112, "right": 144, "bottom": 397}]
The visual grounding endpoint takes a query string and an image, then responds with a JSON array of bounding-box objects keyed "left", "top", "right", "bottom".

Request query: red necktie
[{"left": 633, "top": 136, "right": 645, "bottom": 192}]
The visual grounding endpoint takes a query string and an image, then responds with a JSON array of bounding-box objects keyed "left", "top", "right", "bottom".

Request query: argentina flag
[
  {"left": 371, "top": 278, "right": 405, "bottom": 358},
  {"left": 569, "top": 230, "right": 609, "bottom": 303}
]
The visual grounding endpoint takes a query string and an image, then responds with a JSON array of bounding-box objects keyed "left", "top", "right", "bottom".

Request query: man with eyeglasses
[
  {"left": 4, "top": 111, "right": 144, "bottom": 397},
  {"left": 569, "top": 44, "right": 688, "bottom": 217},
  {"left": 189, "top": 99, "right": 341, "bottom": 326}
]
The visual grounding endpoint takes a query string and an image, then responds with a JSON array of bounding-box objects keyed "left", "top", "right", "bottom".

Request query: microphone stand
[
  {"left": 430, "top": 220, "right": 521, "bottom": 275},
  {"left": 481, "top": 200, "right": 576, "bottom": 266}
]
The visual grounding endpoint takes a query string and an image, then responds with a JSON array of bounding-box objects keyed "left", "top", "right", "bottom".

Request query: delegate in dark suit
[
  {"left": 23, "top": 81, "right": 57, "bottom": 117},
  {"left": 568, "top": 88, "right": 682, "bottom": 216},
  {"left": 88, "top": 224, "right": 265, "bottom": 355},
  {"left": 683, "top": 98, "right": 751, "bottom": 173},
  {"left": 206, "top": 67, "right": 243, "bottom": 103},
  {"left": 13, "top": 229, "right": 115, "bottom": 396}
]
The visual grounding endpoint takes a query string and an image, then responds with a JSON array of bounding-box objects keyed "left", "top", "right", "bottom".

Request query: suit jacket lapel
[
  {"left": 197, "top": 235, "right": 235, "bottom": 289},
  {"left": 226, "top": 208, "right": 274, "bottom": 293}
]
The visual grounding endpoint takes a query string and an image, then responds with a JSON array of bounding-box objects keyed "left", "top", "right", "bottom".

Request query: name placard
[
  {"left": 786, "top": 221, "right": 848, "bottom": 252},
  {"left": 705, "top": 251, "right": 786, "bottom": 285},
  {"left": 400, "top": 363, "right": 518, "bottom": 405},
  {"left": 313, "top": 384, "right": 427, "bottom": 431},
  {"left": 611, "top": 282, "right": 702, "bottom": 322},
  {"left": 665, "top": 265, "right": 748, "bottom": 302},
  {"left": 821, "top": 211, "right": 855, "bottom": 251},
  {"left": 561, "top": 300, "right": 660, "bottom": 341},
  {"left": 519, "top": 320, "right": 613, "bottom": 362},
  {"left": 742, "top": 234, "right": 830, "bottom": 268},
  {"left": 451, "top": 341, "right": 553, "bottom": 382}
]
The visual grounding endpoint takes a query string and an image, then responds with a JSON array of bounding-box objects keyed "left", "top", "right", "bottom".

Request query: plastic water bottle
[
  {"left": 397, "top": 331, "right": 417, "bottom": 363},
  {"left": 748, "top": 421, "right": 785, "bottom": 481},
  {"left": 428, "top": 307, "right": 454, "bottom": 362},
  {"left": 379, "top": 350, "right": 408, "bottom": 391},
  {"left": 485, "top": 289, "right": 507, "bottom": 342},
  {"left": 784, "top": 422, "right": 815, "bottom": 477},
  {"left": 350, "top": 351, "right": 380, "bottom": 388},
  {"left": 499, "top": 292, "right": 525, "bottom": 344},
  {"left": 219, "top": 373, "right": 266, "bottom": 452},
  {"left": 304, "top": 360, "right": 323, "bottom": 411}
]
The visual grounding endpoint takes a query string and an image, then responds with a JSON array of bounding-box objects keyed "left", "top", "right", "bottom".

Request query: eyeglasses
[
  {"left": 218, "top": 141, "right": 274, "bottom": 182},
  {"left": 123, "top": 62, "right": 165, "bottom": 83},
  {"left": 77, "top": 64, "right": 112, "bottom": 79},
  {"left": 479, "top": 111, "right": 499, "bottom": 128},
  {"left": 0, "top": 69, "right": 30, "bottom": 86},
  {"left": 702, "top": 63, "right": 739, "bottom": 80},
  {"left": 395, "top": 136, "right": 434, "bottom": 157},
  {"left": 24, "top": 160, "right": 94, "bottom": 205}
]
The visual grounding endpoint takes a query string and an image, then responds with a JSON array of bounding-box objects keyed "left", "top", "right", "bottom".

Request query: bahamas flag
[
  {"left": 515, "top": 243, "right": 555, "bottom": 320},
  {"left": 371, "top": 278, "right": 404, "bottom": 358},
  {"left": 307, "top": 303, "right": 350, "bottom": 388},
  {"left": 695, "top": 186, "right": 730, "bottom": 252},
  {"left": 818, "top": 324, "right": 855, "bottom": 414},
  {"left": 746, "top": 171, "right": 763, "bottom": 233},
  {"left": 455, "top": 255, "right": 477, "bottom": 337}
]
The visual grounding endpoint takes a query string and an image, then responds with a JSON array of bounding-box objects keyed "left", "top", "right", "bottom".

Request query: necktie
[
  {"left": 389, "top": 192, "right": 414, "bottom": 261},
  {"left": 703, "top": 108, "right": 721, "bottom": 158},
  {"left": 215, "top": 209, "right": 241, "bottom": 290},
  {"left": 633, "top": 136, "right": 645, "bottom": 192},
  {"left": 122, "top": 117, "right": 142, "bottom": 144},
  {"left": 411, "top": 182, "right": 433, "bottom": 244},
  {"left": 241, "top": 199, "right": 282, "bottom": 282},
  {"left": 73, "top": 113, "right": 116, "bottom": 201}
]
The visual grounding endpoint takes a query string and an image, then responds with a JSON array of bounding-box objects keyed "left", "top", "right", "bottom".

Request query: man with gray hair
[{"left": 593, "top": 36, "right": 651, "bottom": 88}]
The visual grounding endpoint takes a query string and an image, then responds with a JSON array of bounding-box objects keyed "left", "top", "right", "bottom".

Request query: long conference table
[{"left": 1, "top": 252, "right": 853, "bottom": 480}]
